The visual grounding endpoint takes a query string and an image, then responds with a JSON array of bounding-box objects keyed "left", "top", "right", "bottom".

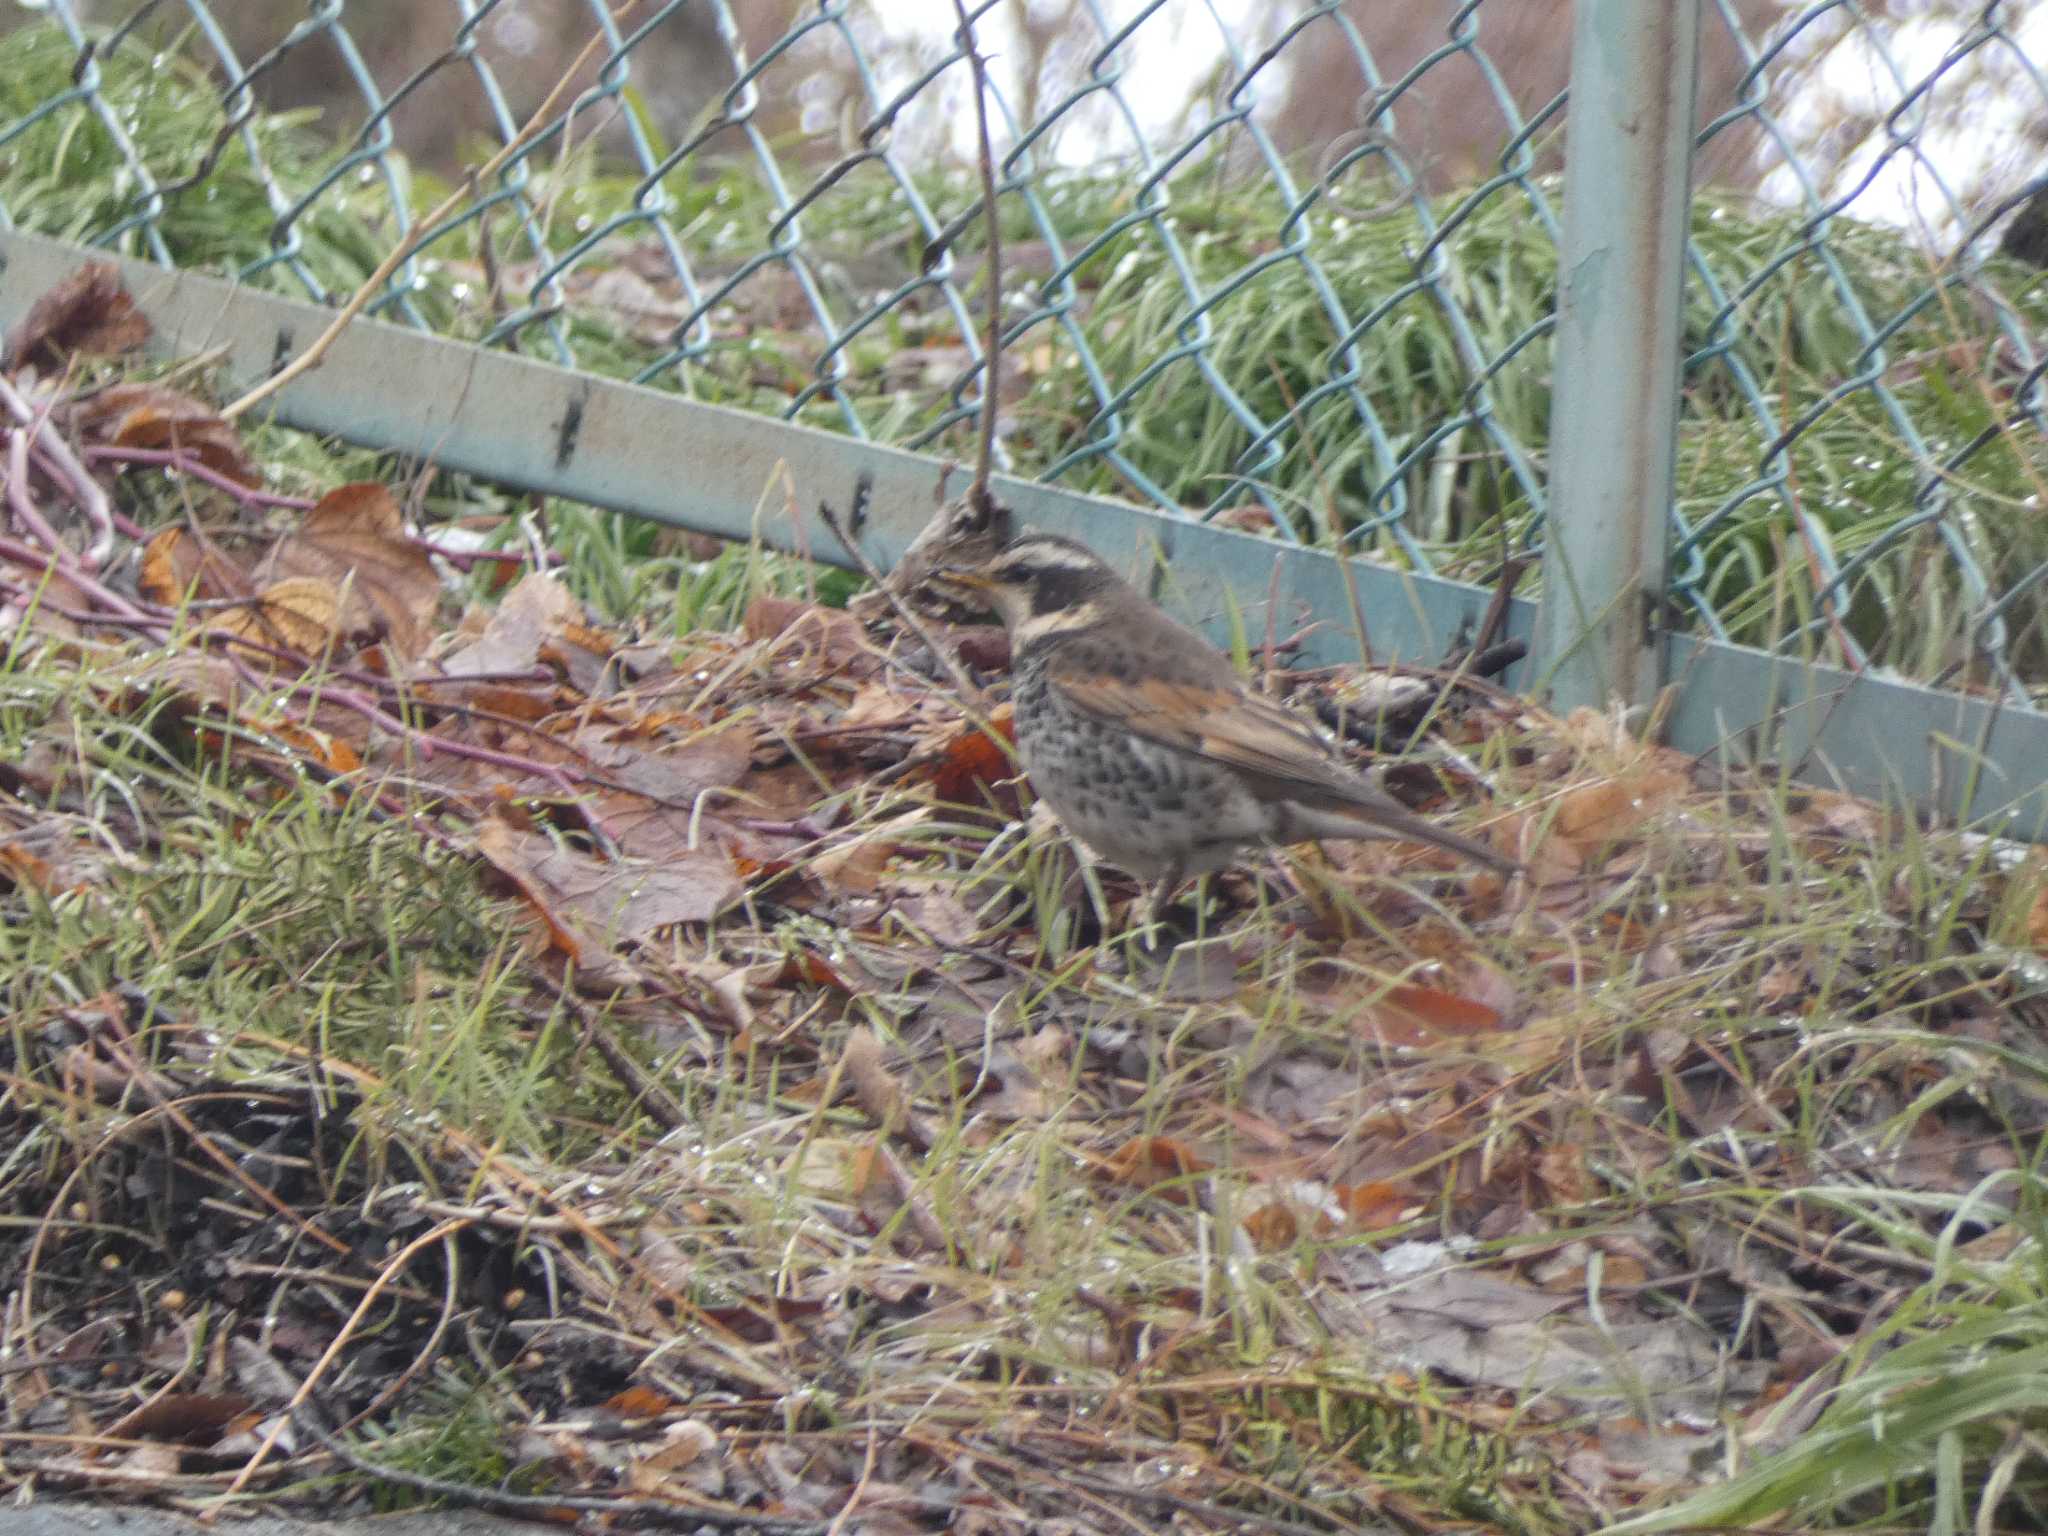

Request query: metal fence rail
[{"left": 1, "top": 1, "right": 2046, "bottom": 828}]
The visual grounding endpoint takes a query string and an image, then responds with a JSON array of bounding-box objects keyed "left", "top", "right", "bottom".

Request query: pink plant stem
[
  {"left": 414, "top": 539, "right": 548, "bottom": 573},
  {"left": 6, "top": 429, "right": 78, "bottom": 564},
  {"left": 0, "top": 372, "right": 113, "bottom": 568},
  {"left": 213, "top": 650, "right": 593, "bottom": 803},
  {"left": 84, "top": 444, "right": 319, "bottom": 511},
  {"left": 0, "top": 532, "right": 162, "bottom": 625}
]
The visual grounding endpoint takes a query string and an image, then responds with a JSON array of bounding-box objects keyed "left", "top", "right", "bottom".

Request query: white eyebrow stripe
[
  {"left": 1014, "top": 601, "right": 1104, "bottom": 645},
  {"left": 997, "top": 543, "right": 1103, "bottom": 577}
]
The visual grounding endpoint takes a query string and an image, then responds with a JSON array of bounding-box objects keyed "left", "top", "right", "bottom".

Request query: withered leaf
[
  {"left": 137, "top": 526, "right": 257, "bottom": 608},
  {"left": 1098, "top": 1136, "right": 1212, "bottom": 1199},
  {"left": 71, "top": 380, "right": 260, "bottom": 489},
  {"left": 203, "top": 576, "right": 342, "bottom": 662},
  {"left": 260, "top": 483, "right": 441, "bottom": 661},
  {"left": 474, "top": 818, "right": 743, "bottom": 954},
  {"left": 443, "top": 572, "right": 587, "bottom": 676},
  {"left": 742, "top": 594, "right": 876, "bottom": 675},
  {"left": 1355, "top": 981, "right": 1509, "bottom": 1047},
  {"left": 5, "top": 261, "right": 151, "bottom": 372},
  {"left": 1554, "top": 767, "right": 1688, "bottom": 845},
  {"left": 925, "top": 705, "right": 1016, "bottom": 805}
]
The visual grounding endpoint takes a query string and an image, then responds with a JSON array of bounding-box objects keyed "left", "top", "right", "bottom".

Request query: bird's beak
[{"left": 926, "top": 566, "right": 995, "bottom": 594}]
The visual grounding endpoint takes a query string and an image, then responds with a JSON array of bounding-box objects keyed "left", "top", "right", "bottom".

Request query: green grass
[
  {"left": 9, "top": 15, "right": 2048, "bottom": 1531},
  {"left": 6, "top": 538, "right": 2048, "bottom": 1529},
  {"left": 0, "top": 649, "right": 592, "bottom": 1148}
]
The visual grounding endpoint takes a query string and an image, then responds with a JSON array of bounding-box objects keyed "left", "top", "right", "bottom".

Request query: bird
[{"left": 927, "top": 532, "right": 1519, "bottom": 924}]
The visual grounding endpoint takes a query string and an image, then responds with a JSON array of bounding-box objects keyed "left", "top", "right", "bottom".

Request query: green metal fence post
[{"left": 1539, "top": 0, "right": 1701, "bottom": 714}]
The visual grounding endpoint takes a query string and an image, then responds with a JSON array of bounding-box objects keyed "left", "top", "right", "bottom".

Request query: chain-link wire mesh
[
  {"left": 1683, "top": 1, "right": 2048, "bottom": 701},
  {"left": 1, "top": 1, "right": 2044, "bottom": 700}
]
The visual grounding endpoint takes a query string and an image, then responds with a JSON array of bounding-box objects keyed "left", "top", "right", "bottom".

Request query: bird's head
[{"left": 930, "top": 533, "right": 1119, "bottom": 637}]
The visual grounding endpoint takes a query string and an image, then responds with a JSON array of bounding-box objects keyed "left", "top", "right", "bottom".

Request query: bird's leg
[
  {"left": 1137, "top": 862, "right": 1185, "bottom": 949},
  {"left": 1074, "top": 852, "right": 1114, "bottom": 941}
]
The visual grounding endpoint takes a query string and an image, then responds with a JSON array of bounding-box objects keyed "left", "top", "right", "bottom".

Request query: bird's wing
[
  {"left": 1050, "top": 668, "right": 1515, "bottom": 870},
  {"left": 1048, "top": 669, "right": 1368, "bottom": 803}
]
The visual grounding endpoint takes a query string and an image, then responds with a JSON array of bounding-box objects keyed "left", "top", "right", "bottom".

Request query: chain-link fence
[{"left": 1, "top": 2, "right": 2045, "bottom": 713}]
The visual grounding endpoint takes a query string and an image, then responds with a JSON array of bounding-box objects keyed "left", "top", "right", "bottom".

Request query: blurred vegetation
[{"left": 3, "top": 16, "right": 2046, "bottom": 688}]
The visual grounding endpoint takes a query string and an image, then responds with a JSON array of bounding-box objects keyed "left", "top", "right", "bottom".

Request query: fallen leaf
[
  {"left": 0, "top": 842, "right": 57, "bottom": 895},
  {"left": 1354, "top": 980, "right": 1508, "bottom": 1047},
  {"left": 1536, "top": 1145, "right": 1592, "bottom": 1205},
  {"left": 1242, "top": 1203, "right": 1300, "bottom": 1250},
  {"left": 474, "top": 818, "right": 743, "bottom": 956},
  {"left": 630, "top": 1418, "right": 718, "bottom": 1474},
  {"left": 72, "top": 380, "right": 260, "bottom": 488},
  {"left": 260, "top": 483, "right": 442, "bottom": 661},
  {"left": 1099, "top": 1136, "right": 1211, "bottom": 1200},
  {"left": 603, "top": 1386, "right": 680, "bottom": 1419},
  {"left": 2026, "top": 859, "right": 2048, "bottom": 952},
  {"left": 137, "top": 526, "right": 257, "bottom": 608},
  {"left": 926, "top": 705, "right": 1016, "bottom": 805},
  {"left": 203, "top": 576, "right": 341, "bottom": 662},
  {"left": 105, "top": 1392, "right": 253, "bottom": 1445},
  {"left": 1331, "top": 1181, "right": 1409, "bottom": 1229},
  {"left": 742, "top": 594, "right": 875, "bottom": 675},
  {"left": 443, "top": 572, "right": 588, "bottom": 676},
  {"left": 250, "top": 717, "right": 363, "bottom": 776},
  {"left": 1554, "top": 768, "right": 1687, "bottom": 846},
  {"left": 5, "top": 262, "right": 150, "bottom": 371}
]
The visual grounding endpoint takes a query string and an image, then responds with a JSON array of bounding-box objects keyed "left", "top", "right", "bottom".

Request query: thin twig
[
  {"left": 214, "top": 1217, "right": 475, "bottom": 1500},
  {"left": 951, "top": 0, "right": 1002, "bottom": 516},
  {"left": 6, "top": 423, "right": 75, "bottom": 563},
  {"left": 817, "top": 482, "right": 989, "bottom": 717},
  {"left": 222, "top": 20, "right": 618, "bottom": 423}
]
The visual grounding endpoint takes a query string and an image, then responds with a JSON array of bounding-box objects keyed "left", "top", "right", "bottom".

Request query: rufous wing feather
[{"left": 1049, "top": 669, "right": 1516, "bottom": 873}]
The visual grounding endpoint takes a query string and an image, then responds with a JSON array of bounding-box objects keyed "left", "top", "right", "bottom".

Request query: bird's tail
[{"left": 1290, "top": 798, "right": 1520, "bottom": 876}]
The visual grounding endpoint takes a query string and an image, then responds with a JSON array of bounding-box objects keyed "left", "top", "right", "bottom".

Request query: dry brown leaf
[
  {"left": 72, "top": 380, "right": 260, "bottom": 488},
  {"left": 431, "top": 680, "right": 560, "bottom": 723},
  {"left": 925, "top": 705, "right": 1017, "bottom": 806},
  {"left": 1554, "top": 768, "right": 1687, "bottom": 844},
  {"left": 260, "top": 483, "right": 441, "bottom": 661},
  {"left": 1331, "top": 1181, "right": 1409, "bottom": 1230},
  {"left": 5, "top": 261, "right": 150, "bottom": 371},
  {"left": 1803, "top": 789, "right": 1886, "bottom": 841},
  {"left": 473, "top": 817, "right": 743, "bottom": 957},
  {"left": 0, "top": 842, "right": 58, "bottom": 895},
  {"left": 1536, "top": 1145, "right": 1592, "bottom": 1205},
  {"left": 105, "top": 1392, "right": 253, "bottom": 1445},
  {"left": 742, "top": 593, "right": 876, "bottom": 675},
  {"left": 443, "top": 572, "right": 587, "bottom": 676},
  {"left": 603, "top": 1385, "right": 680, "bottom": 1419},
  {"left": 836, "top": 680, "right": 920, "bottom": 731},
  {"left": 1755, "top": 958, "right": 1808, "bottom": 1007},
  {"left": 1356, "top": 981, "right": 1509, "bottom": 1047},
  {"left": 811, "top": 835, "right": 897, "bottom": 894},
  {"left": 1099, "top": 1136, "right": 1211, "bottom": 1200},
  {"left": 890, "top": 889, "right": 980, "bottom": 946},
  {"left": 253, "top": 717, "right": 363, "bottom": 776},
  {"left": 136, "top": 526, "right": 257, "bottom": 608},
  {"left": 2025, "top": 858, "right": 2048, "bottom": 952},
  {"left": 203, "top": 576, "right": 341, "bottom": 661},
  {"left": 1242, "top": 1203, "right": 1300, "bottom": 1251},
  {"left": 629, "top": 1418, "right": 718, "bottom": 1474}
]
